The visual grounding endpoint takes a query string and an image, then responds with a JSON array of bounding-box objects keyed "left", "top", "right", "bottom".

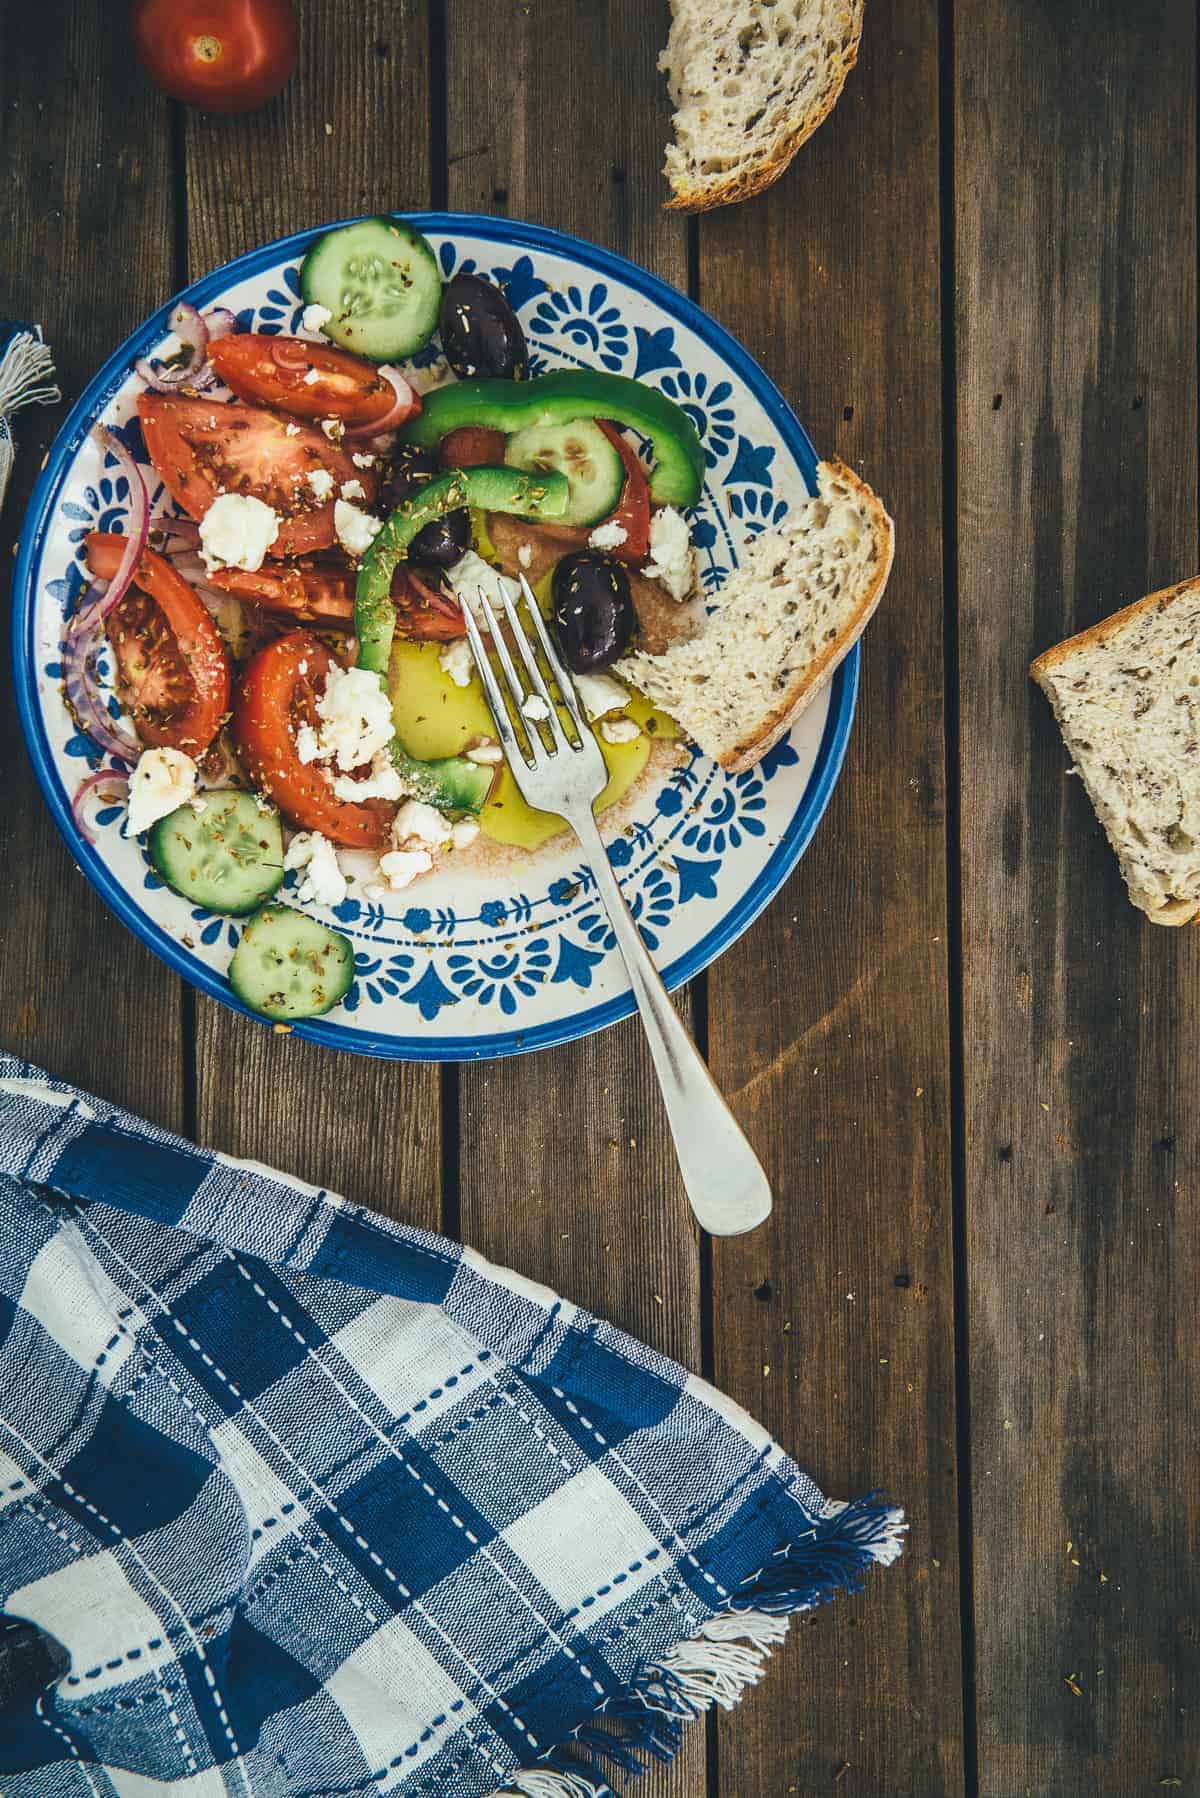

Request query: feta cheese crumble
[
  {"left": 340, "top": 478, "right": 367, "bottom": 501},
  {"left": 331, "top": 748, "right": 404, "bottom": 802},
  {"left": 450, "top": 819, "right": 480, "bottom": 851},
  {"left": 306, "top": 468, "right": 335, "bottom": 501},
  {"left": 334, "top": 499, "right": 385, "bottom": 559},
  {"left": 465, "top": 740, "right": 503, "bottom": 766},
  {"left": 378, "top": 848, "right": 433, "bottom": 891},
  {"left": 284, "top": 832, "right": 347, "bottom": 907},
  {"left": 517, "top": 541, "right": 534, "bottom": 569},
  {"left": 438, "top": 637, "right": 474, "bottom": 688},
  {"left": 521, "top": 693, "right": 551, "bottom": 724},
  {"left": 321, "top": 417, "right": 344, "bottom": 442},
  {"left": 297, "top": 663, "right": 394, "bottom": 771},
  {"left": 302, "top": 367, "right": 321, "bottom": 386},
  {"left": 198, "top": 492, "right": 279, "bottom": 573},
  {"left": 588, "top": 519, "right": 628, "bottom": 552},
  {"left": 126, "top": 747, "right": 198, "bottom": 835},
  {"left": 445, "top": 549, "right": 521, "bottom": 623},
  {"left": 300, "top": 302, "right": 333, "bottom": 336},
  {"left": 351, "top": 451, "right": 376, "bottom": 469},
  {"left": 574, "top": 671, "right": 629, "bottom": 721},
  {"left": 392, "top": 800, "right": 453, "bottom": 851},
  {"left": 642, "top": 506, "right": 696, "bottom": 602},
  {"left": 285, "top": 422, "right": 301, "bottom": 437},
  {"left": 599, "top": 716, "right": 642, "bottom": 744}
]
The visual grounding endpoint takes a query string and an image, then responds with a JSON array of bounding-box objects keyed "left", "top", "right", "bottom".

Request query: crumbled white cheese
[
  {"left": 334, "top": 499, "right": 385, "bottom": 559},
  {"left": 126, "top": 747, "right": 198, "bottom": 835},
  {"left": 521, "top": 693, "right": 551, "bottom": 724},
  {"left": 378, "top": 847, "right": 434, "bottom": 891},
  {"left": 340, "top": 478, "right": 366, "bottom": 501},
  {"left": 517, "top": 541, "right": 534, "bottom": 569},
  {"left": 300, "top": 302, "right": 333, "bottom": 336},
  {"left": 351, "top": 451, "right": 377, "bottom": 470},
  {"left": 307, "top": 468, "right": 335, "bottom": 501},
  {"left": 392, "top": 799, "right": 453, "bottom": 851},
  {"left": 446, "top": 549, "right": 522, "bottom": 623},
  {"left": 438, "top": 637, "right": 474, "bottom": 688},
  {"left": 331, "top": 748, "right": 404, "bottom": 802},
  {"left": 642, "top": 506, "right": 696, "bottom": 602},
  {"left": 465, "top": 740, "right": 503, "bottom": 766},
  {"left": 450, "top": 818, "right": 480, "bottom": 852},
  {"left": 321, "top": 417, "right": 345, "bottom": 442},
  {"left": 588, "top": 519, "right": 628, "bottom": 552},
  {"left": 300, "top": 662, "right": 395, "bottom": 771},
  {"left": 599, "top": 715, "right": 642, "bottom": 745},
  {"left": 302, "top": 367, "right": 321, "bottom": 386},
  {"left": 284, "top": 831, "right": 347, "bottom": 907},
  {"left": 574, "top": 671, "right": 629, "bottom": 721},
  {"left": 285, "top": 422, "right": 301, "bottom": 438},
  {"left": 198, "top": 492, "right": 280, "bottom": 573},
  {"left": 364, "top": 882, "right": 386, "bottom": 901}
]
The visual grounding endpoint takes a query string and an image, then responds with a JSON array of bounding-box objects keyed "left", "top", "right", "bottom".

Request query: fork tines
[{"left": 461, "top": 573, "right": 591, "bottom": 765}]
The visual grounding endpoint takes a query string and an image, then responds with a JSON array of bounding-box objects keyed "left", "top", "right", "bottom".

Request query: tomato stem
[{"left": 194, "top": 34, "right": 223, "bottom": 65}]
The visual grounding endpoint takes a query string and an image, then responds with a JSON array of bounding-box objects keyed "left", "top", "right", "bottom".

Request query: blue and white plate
[{"left": 13, "top": 214, "right": 856, "bottom": 1061}]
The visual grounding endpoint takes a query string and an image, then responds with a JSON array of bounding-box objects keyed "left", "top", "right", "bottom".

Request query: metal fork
[{"left": 462, "top": 574, "right": 772, "bottom": 1237}]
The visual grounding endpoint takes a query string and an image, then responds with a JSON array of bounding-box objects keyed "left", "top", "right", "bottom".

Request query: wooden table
[{"left": 3, "top": 4, "right": 1197, "bottom": 1793}]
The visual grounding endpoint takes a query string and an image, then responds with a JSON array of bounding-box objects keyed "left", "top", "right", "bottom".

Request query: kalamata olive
[
  {"left": 439, "top": 273, "right": 528, "bottom": 381},
  {"left": 551, "top": 552, "right": 636, "bottom": 674},
  {"left": 382, "top": 444, "right": 470, "bottom": 570}
]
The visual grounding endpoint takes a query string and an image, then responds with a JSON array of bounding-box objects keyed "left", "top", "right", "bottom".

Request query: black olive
[
  {"left": 551, "top": 552, "right": 636, "bottom": 674},
  {"left": 439, "top": 273, "right": 528, "bottom": 381},
  {"left": 382, "top": 444, "right": 470, "bottom": 570}
]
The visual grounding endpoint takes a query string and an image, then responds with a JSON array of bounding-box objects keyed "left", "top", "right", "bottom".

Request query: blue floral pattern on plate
[{"left": 16, "top": 214, "right": 850, "bottom": 1060}]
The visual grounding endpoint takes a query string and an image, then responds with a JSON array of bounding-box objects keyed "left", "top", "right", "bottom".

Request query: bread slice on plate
[
  {"left": 617, "top": 459, "right": 893, "bottom": 774},
  {"left": 660, "top": 0, "right": 864, "bottom": 212},
  {"left": 1031, "top": 580, "right": 1200, "bottom": 926}
]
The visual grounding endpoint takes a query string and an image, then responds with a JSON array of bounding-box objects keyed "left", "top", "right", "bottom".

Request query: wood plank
[
  {"left": 183, "top": 1, "right": 442, "bottom": 1224},
  {"left": 955, "top": 1, "right": 1200, "bottom": 1791},
  {"left": 0, "top": 3, "right": 182, "bottom": 1129},
  {"left": 700, "top": 4, "right": 964, "bottom": 1792},
  {"left": 445, "top": 6, "right": 706, "bottom": 1794}
]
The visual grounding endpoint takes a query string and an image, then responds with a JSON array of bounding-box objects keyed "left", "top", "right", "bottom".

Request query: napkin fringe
[
  {"left": 491, "top": 1494, "right": 906, "bottom": 1798},
  {"left": 0, "top": 325, "right": 60, "bottom": 417}
]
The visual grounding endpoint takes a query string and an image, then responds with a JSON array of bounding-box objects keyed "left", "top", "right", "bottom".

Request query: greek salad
[{"left": 65, "top": 216, "right": 708, "bottom": 1023}]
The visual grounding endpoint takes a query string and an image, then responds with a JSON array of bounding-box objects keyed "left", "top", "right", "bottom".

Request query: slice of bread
[
  {"left": 1031, "top": 580, "right": 1200, "bottom": 926},
  {"left": 617, "top": 459, "right": 893, "bottom": 773},
  {"left": 660, "top": 0, "right": 864, "bottom": 212}
]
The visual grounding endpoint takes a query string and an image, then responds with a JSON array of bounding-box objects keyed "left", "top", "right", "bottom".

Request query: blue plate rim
[{"left": 12, "top": 210, "right": 858, "bottom": 1062}]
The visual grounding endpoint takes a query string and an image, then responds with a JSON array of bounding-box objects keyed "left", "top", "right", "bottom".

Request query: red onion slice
[
  {"left": 135, "top": 300, "right": 211, "bottom": 391},
  {"left": 71, "top": 768, "right": 131, "bottom": 845},
  {"left": 203, "top": 306, "right": 238, "bottom": 340},
  {"left": 66, "top": 429, "right": 149, "bottom": 642},
  {"left": 63, "top": 614, "right": 140, "bottom": 766},
  {"left": 343, "top": 366, "right": 422, "bottom": 438}
]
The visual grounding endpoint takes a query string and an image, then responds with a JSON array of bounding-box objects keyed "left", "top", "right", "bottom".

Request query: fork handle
[{"left": 570, "top": 808, "right": 772, "bottom": 1237}]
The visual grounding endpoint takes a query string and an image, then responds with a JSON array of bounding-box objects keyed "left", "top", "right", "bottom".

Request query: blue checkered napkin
[{"left": 0, "top": 1058, "right": 903, "bottom": 1798}]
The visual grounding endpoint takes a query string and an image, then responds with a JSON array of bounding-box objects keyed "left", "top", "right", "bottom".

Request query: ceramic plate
[{"left": 13, "top": 213, "right": 856, "bottom": 1061}]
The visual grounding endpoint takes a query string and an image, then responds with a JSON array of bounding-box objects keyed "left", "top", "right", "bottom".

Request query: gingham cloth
[{"left": 0, "top": 1057, "right": 903, "bottom": 1798}]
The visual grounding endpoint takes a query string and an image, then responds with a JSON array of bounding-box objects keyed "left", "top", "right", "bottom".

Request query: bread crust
[
  {"left": 1030, "top": 576, "right": 1200, "bottom": 926},
  {"left": 663, "top": 4, "right": 864, "bottom": 213},
  {"left": 717, "top": 457, "right": 894, "bottom": 773}
]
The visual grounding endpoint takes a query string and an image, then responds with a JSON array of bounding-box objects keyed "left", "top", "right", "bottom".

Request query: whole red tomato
[{"left": 130, "top": 0, "right": 298, "bottom": 114}]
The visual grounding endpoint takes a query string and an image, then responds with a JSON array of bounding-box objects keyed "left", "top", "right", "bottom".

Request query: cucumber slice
[
  {"left": 229, "top": 905, "right": 355, "bottom": 1022},
  {"left": 149, "top": 791, "right": 284, "bottom": 916},
  {"left": 300, "top": 218, "right": 441, "bottom": 363},
  {"left": 504, "top": 418, "right": 624, "bottom": 527}
]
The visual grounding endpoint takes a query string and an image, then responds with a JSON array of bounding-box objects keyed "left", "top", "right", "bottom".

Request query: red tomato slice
[
  {"left": 207, "top": 558, "right": 355, "bottom": 626},
  {"left": 232, "top": 631, "right": 393, "bottom": 847},
  {"left": 208, "top": 334, "right": 398, "bottom": 426},
  {"left": 439, "top": 426, "right": 507, "bottom": 469},
  {"left": 596, "top": 421, "right": 651, "bottom": 563},
  {"left": 85, "top": 532, "right": 231, "bottom": 755},
  {"left": 137, "top": 392, "right": 376, "bottom": 556}
]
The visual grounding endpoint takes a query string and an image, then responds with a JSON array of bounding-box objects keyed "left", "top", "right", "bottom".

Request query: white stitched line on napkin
[
  {"left": 66, "top": 1209, "right": 550, "bottom": 1758},
  {"left": 35, "top": 1693, "right": 106, "bottom": 1798}
]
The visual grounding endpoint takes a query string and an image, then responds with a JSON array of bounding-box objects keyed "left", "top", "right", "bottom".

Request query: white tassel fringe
[{"left": 0, "top": 327, "right": 60, "bottom": 416}]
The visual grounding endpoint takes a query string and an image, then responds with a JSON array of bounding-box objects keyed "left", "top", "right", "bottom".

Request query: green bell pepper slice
[{"left": 403, "top": 371, "right": 705, "bottom": 510}]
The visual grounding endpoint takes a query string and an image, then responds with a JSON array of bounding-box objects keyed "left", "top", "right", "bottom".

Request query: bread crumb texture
[
  {"left": 661, "top": 0, "right": 864, "bottom": 211},
  {"left": 617, "top": 460, "right": 891, "bottom": 771},
  {"left": 1033, "top": 582, "right": 1200, "bottom": 921}
]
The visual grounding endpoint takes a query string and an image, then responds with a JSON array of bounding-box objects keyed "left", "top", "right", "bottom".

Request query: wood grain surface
[
  {"left": 3, "top": 0, "right": 1199, "bottom": 1790},
  {"left": 955, "top": 2, "right": 1200, "bottom": 1792}
]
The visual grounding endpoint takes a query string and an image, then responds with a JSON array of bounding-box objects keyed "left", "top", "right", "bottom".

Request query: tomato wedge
[
  {"left": 137, "top": 391, "right": 376, "bottom": 556},
  {"left": 596, "top": 420, "right": 651, "bottom": 563},
  {"left": 208, "top": 334, "right": 398, "bottom": 426},
  {"left": 232, "top": 631, "right": 393, "bottom": 847},
  {"left": 85, "top": 532, "right": 231, "bottom": 755},
  {"left": 438, "top": 425, "right": 507, "bottom": 469},
  {"left": 207, "top": 558, "right": 355, "bottom": 626}
]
